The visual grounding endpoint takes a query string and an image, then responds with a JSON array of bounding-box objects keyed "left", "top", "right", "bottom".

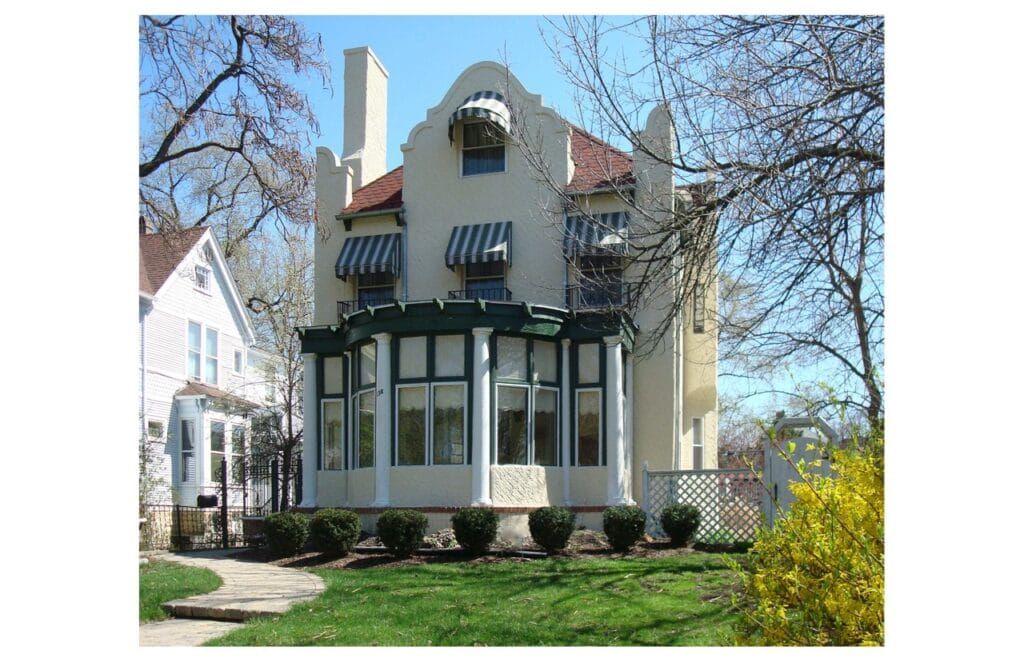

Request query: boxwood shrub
[
  {"left": 602, "top": 505, "right": 647, "bottom": 552},
  {"left": 451, "top": 508, "right": 499, "bottom": 555},
  {"left": 309, "top": 508, "right": 361, "bottom": 556},
  {"left": 263, "top": 511, "right": 309, "bottom": 558},
  {"left": 376, "top": 509, "right": 428, "bottom": 557},
  {"left": 660, "top": 503, "right": 701, "bottom": 547},
  {"left": 528, "top": 506, "right": 576, "bottom": 554}
]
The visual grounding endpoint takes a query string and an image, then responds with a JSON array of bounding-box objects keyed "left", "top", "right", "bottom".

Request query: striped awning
[
  {"left": 445, "top": 221, "right": 512, "bottom": 268},
  {"left": 448, "top": 91, "right": 512, "bottom": 142},
  {"left": 563, "top": 212, "right": 630, "bottom": 256},
  {"left": 335, "top": 233, "right": 401, "bottom": 280}
]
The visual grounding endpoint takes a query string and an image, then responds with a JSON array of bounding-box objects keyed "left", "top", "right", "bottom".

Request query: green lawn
[
  {"left": 139, "top": 559, "right": 222, "bottom": 623},
  {"left": 209, "top": 553, "right": 742, "bottom": 646}
]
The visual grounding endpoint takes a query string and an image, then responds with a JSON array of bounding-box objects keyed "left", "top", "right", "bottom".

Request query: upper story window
[
  {"left": 194, "top": 265, "right": 211, "bottom": 292},
  {"left": 187, "top": 321, "right": 202, "bottom": 380},
  {"left": 464, "top": 262, "right": 506, "bottom": 299},
  {"left": 462, "top": 122, "right": 505, "bottom": 176},
  {"left": 205, "top": 328, "right": 219, "bottom": 386},
  {"left": 356, "top": 272, "right": 395, "bottom": 308},
  {"left": 578, "top": 255, "right": 624, "bottom": 307},
  {"left": 233, "top": 349, "right": 243, "bottom": 374}
]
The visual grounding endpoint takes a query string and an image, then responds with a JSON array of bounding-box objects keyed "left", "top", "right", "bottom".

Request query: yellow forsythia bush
[{"left": 737, "top": 439, "right": 884, "bottom": 645}]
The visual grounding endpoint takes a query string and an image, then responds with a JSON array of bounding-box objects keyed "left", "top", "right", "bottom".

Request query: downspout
[{"left": 402, "top": 216, "right": 409, "bottom": 302}]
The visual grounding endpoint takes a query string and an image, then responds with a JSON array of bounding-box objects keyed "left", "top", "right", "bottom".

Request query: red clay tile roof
[
  {"left": 139, "top": 226, "right": 208, "bottom": 296},
  {"left": 566, "top": 124, "right": 635, "bottom": 193},
  {"left": 336, "top": 125, "right": 635, "bottom": 215},
  {"left": 339, "top": 166, "right": 404, "bottom": 216}
]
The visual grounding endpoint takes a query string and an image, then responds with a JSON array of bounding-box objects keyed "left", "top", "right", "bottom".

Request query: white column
[
  {"left": 625, "top": 352, "right": 635, "bottom": 505},
  {"left": 604, "top": 335, "right": 630, "bottom": 505},
  {"left": 471, "top": 327, "right": 493, "bottom": 506},
  {"left": 299, "top": 353, "right": 318, "bottom": 508},
  {"left": 371, "top": 332, "right": 392, "bottom": 507},
  {"left": 560, "top": 338, "right": 572, "bottom": 506}
]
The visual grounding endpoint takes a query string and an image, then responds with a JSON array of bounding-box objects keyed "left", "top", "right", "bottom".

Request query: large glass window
[
  {"left": 433, "top": 384, "right": 466, "bottom": 465},
  {"left": 578, "top": 255, "right": 624, "bottom": 307},
  {"left": 397, "top": 386, "right": 428, "bottom": 465},
  {"left": 399, "top": 336, "right": 427, "bottom": 380},
  {"left": 533, "top": 341, "right": 557, "bottom": 383},
  {"left": 357, "top": 272, "right": 395, "bottom": 308},
  {"left": 462, "top": 122, "right": 505, "bottom": 176},
  {"left": 187, "top": 322, "right": 201, "bottom": 380},
  {"left": 576, "top": 390, "right": 601, "bottom": 466},
  {"left": 180, "top": 419, "right": 195, "bottom": 482},
  {"left": 359, "top": 343, "right": 376, "bottom": 387},
  {"left": 435, "top": 335, "right": 465, "bottom": 377},
  {"left": 464, "top": 262, "right": 506, "bottom": 299},
  {"left": 533, "top": 387, "right": 558, "bottom": 466},
  {"left": 496, "top": 336, "right": 527, "bottom": 381},
  {"left": 322, "top": 400, "right": 344, "bottom": 470},
  {"left": 205, "top": 328, "right": 219, "bottom": 385},
  {"left": 578, "top": 343, "right": 600, "bottom": 384},
  {"left": 323, "top": 356, "right": 345, "bottom": 394},
  {"left": 210, "top": 421, "right": 226, "bottom": 480},
  {"left": 497, "top": 385, "right": 528, "bottom": 464},
  {"left": 356, "top": 390, "right": 375, "bottom": 468},
  {"left": 692, "top": 417, "right": 704, "bottom": 470}
]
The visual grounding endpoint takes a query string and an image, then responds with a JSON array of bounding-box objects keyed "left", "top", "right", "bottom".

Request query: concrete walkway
[{"left": 139, "top": 549, "right": 326, "bottom": 646}]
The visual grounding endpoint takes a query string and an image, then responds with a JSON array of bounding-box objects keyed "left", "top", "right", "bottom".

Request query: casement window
[
  {"left": 210, "top": 421, "right": 226, "bottom": 481},
  {"left": 356, "top": 272, "right": 395, "bottom": 308},
  {"left": 693, "top": 284, "right": 705, "bottom": 333},
  {"left": 432, "top": 383, "right": 466, "bottom": 464},
  {"left": 576, "top": 389, "right": 602, "bottom": 466},
  {"left": 493, "top": 335, "right": 560, "bottom": 466},
  {"left": 233, "top": 349, "right": 243, "bottom": 374},
  {"left": 194, "top": 265, "right": 211, "bottom": 292},
  {"left": 578, "top": 255, "right": 624, "bottom": 307},
  {"left": 230, "top": 426, "right": 246, "bottom": 483},
  {"left": 322, "top": 400, "right": 344, "bottom": 470},
  {"left": 147, "top": 420, "right": 164, "bottom": 439},
  {"left": 396, "top": 384, "right": 429, "bottom": 465},
  {"left": 462, "top": 122, "right": 505, "bottom": 176},
  {"left": 205, "top": 328, "right": 219, "bottom": 385},
  {"left": 692, "top": 417, "right": 705, "bottom": 470},
  {"left": 180, "top": 419, "right": 195, "bottom": 482},
  {"left": 464, "top": 261, "right": 506, "bottom": 299},
  {"left": 354, "top": 390, "right": 375, "bottom": 468},
  {"left": 187, "top": 322, "right": 202, "bottom": 380}
]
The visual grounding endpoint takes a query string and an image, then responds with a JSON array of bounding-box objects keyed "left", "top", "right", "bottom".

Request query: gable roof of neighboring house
[
  {"left": 337, "top": 125, "right": 635, "bottom": 216},
  {"left": 139, "top": 226, "right": 208, "bottom": 296},
  {"left": 175, "top": 381, "right": 260, "bottom": 409}
]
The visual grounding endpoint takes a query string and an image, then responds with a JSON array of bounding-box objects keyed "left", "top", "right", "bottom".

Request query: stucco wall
[
  {"left": 316, "top": 469, "right": 348, "bottom": 506},
  {"left": 490, "top": 466, "right": 562, "bottom": 506},
  {"left": 389, "top": 466, "right": 473, "bottom": 506}
]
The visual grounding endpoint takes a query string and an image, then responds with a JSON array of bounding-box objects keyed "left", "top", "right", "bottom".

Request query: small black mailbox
[{"left": 197, "top": 494, "right": 219, "bottom": 508}]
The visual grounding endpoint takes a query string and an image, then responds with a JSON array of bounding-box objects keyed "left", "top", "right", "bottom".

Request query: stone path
[{"left": 139, "top": 549, "right": 326, "bottom": 647}]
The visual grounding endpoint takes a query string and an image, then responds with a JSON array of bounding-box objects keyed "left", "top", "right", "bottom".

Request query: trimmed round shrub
[
  {"left": 376, "top": 509, "right": 428, "bottom": 557},
  {"left": 309, "top": 508, "right": 361, "bottom": 556},
  {"left": 661, "top": 504, "right": 701, "bottom": 547},
  {"left": 264, "top": 511, "right": 309, "bottom": 558},
  {"left": 528, "top": 506, "right": 576, "bottom": 553},
  {"left": 451, "top": 508, "right": 499, "bottom": 555},
  {"left": 602, "top": 505, "right": 647, "bottom": 552}
]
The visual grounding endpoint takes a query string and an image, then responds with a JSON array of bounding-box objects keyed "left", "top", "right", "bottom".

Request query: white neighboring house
[{"left": 139, "top": 223, "right": 281, "bottom": 506}]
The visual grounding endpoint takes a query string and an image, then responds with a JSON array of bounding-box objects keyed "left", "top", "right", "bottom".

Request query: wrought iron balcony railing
[
  {"left": 337, "top": 294, "right": 398, "bottom": 319},
  {"left": 565, "top": 282, "right": 640, "bottom": 310},
  {"left": 447, "top": 287, "right": 513, "bottom": 302}
]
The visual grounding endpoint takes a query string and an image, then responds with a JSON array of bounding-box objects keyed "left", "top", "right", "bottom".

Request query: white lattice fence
[{"left": 643, "top": 467, "right": 764, "bottom": 543}]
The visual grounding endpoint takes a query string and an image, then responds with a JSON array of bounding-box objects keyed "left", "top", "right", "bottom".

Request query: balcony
[
  {"left": 337, "top": 293, "right": 397, "bottom": 319},
  {"left": 447, "top": 287, "right": 513, "bottom": 302},
  {"left": 566, "top": 282, "right": 639, "bottom": 310}
]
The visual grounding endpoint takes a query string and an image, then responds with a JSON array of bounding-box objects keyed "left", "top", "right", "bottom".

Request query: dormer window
[
  {"left": 195, "top": 265, "right": 211, "bottom": 292},
  {"left": 462, "top": 122, "right": 505, "bottom": 176}
]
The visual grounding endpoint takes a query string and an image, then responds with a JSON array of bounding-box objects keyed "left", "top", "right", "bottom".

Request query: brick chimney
[{"left": 341, "top": 46, "right": 388, "bottom": 189}]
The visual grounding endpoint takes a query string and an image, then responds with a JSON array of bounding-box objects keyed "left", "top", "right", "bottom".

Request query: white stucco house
[
  {"left": 139, "top": 223, "right": 280, "bottom": 506},
  {"left": 297, "top": 47, "right": 717, "bottom": 536}
]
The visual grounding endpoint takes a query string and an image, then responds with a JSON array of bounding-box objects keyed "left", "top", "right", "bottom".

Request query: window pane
[
  {"left": 497, "top": 386, "right": 528, "bottom": 464},
  {"left": 496, "top": 336, "right": 527, "bottom": 381},
  {"left": 693, "top": 284, "right": 705, "bottom": 332},
  {"left": 205, "top": 357, "right": 218, "bottom": 385},
  {"left": 578, "top": 343, "right": 600, "bottom": 384},
  {"left": 435, "top": 335, "right": 465, "bottom": 377},
  {"left": 577, "top": 391, "right": 601, "bottom": 466},
  {"left": 433, "top": 385, "right": 465, "bottom": 465},
  {"left": 231, "top": 427, "right": 246, "bottom": 483},
  {"left": 182, "top": 452, "right": 194, "bottom": 483},
  {"left": 397, "top": 386, "right": 427, "bottom": 465},
  {"left": 399, "top": 336, "right": 427, "bottom": 380},
  {"left": 147, "top": 421, "right": 164, "bottom": 438},
  {"left": 693, "top": 446, "right": 704, "bottom": 471},
  {"left": 188, "top": 352, "right": 201, "bottom": 380},
  {"left": 210, "top": 422, "right": 225, "bottom": 453},
  {"left": 233, "top": 350, "right": 242, "bottom": 373},
  {"left": 692, "top": 418, "right": 704, "bottom": 447},
  {"left": 463, "top": 122, "right": 503, "bottom": 147},
  {"left": 466, "top": 261, "right": 504, "bottom": 278},
  {"left": 357, "top": 391, "right": 375, "bottom": 468},
  {"left": 359, "top": 343, "right": 376, "bottom": 387},
  {"left": 188, "top": 322, "right": 201, "bottom": 351},
  {"left": 534, "top": 388, "right": 558, "bottom": 466},
  {"left": 463, "top": 146, "right": 505, "bottom": 176},
  {"left": 533, "top": 341, "right": 557, "bottom": 383},
  {"left": 323, "top": 401, "right": 344, "bottom": 470},
  {"left": 323, "top": 356, "right": 344, "bottom": 394},
  {"left": 181, "top": 420, "right": 194, "bottom": 451},
  {"left": 206, "top": 328, "right": 218, "bottom": 356},
  {"left": 180, "top": 420, "right": 194, "bottom": 483}
]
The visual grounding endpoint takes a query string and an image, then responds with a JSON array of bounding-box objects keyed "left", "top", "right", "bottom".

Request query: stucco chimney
[{"left": 341, "top": 46, "right": 388, "bottom": 190}]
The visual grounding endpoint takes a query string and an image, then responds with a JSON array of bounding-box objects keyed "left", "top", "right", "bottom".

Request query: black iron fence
[{"left": 140, "top": 454, "right": 302, "bottom": 551}]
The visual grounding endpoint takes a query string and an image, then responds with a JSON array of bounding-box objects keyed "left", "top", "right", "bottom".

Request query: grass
[
  {"left": 208, "top": 552, "right": 742, "bottom": 646},
  {"left": 139, "top": 559, "right": 222, "bottom": 623}
]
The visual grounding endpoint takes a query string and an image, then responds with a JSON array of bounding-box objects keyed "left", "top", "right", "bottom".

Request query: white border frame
[
  {"left": 352, "top": 388, "right": 376, "bottom": 469},
  {"left": 575, "top": 388, "right": 603, "bottom": 467},
  {"left": 186, "top": 319, "right": 203, "bottom": 381},
  {"left": 194, "top": 264, "right": 212, "bottom": 294},
  {"left": 204, "top": 325, "right": 220, "bottom": 386},
  {"left": 532, "top": 385, "right": 560, "bottom": 466},
  {"left": 431, "top": 381, "right": 469, "bottom": 466},
  {"left": 458, "top": 119, "right": 508, "bottom": 178},
  {"left": 320, "top": 398, "right": 346, "bottom": 471},
  {"left": 493, "top": 382, "right": 531, "bottom": 465},
  {"left": 394, "top": 382, "right": 430, "bottom": 466}
]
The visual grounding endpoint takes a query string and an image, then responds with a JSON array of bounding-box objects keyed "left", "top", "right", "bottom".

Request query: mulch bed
[{"left": 230, "top": 529, "right": 714, "bottom": 571}]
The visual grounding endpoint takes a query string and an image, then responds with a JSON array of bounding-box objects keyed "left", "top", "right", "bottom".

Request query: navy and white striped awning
[
  {"left": 563, "top": 212, "right": 630, "bottom": 256},
  {"left": 445, "top": 221, "right": 512, "bottom": 268},
  {"left": 448, "top": 91, "right": 512, "bottom": 142},
  {"left": 335, "top": 233, "right": 401, "bottom": 280}
]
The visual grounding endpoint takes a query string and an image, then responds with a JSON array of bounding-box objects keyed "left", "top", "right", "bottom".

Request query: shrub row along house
[
  {"left": 139, "top": 223, "right": 281, "bottom": 506},
  {"left": 297, "top": 47, "right": 717, "bottom": 536}
]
